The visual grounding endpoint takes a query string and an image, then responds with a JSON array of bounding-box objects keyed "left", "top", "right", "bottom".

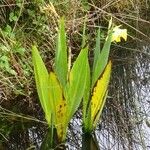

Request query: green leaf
[
  {"left": 83, "top": 60, "right": 91, "bottom": 131},
  {"left": 92, "top": 30, "right": 112, "bottom": 87},
  {"left": 9, "top": 12, "right": 18, "bottom": 22},
  {"left": 93, "top": 28, "right": 100, "bottom": 73},
  {"left": 0, "top": 55, "right": 17, "bottom": 75},
  {"left": 81, "top": 0, "right": 91, "bottom": 10},
  {"left": 32, "top": 45, "right": 51, "bottom": 125},
  {"left": 67, "top": 47, "right": 89, "bottom": 121},
  {"left": 55, "top": 18, "right": 68, "bottom": 88}
]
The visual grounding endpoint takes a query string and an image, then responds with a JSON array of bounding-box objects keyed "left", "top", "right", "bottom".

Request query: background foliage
[{"left": 0, "top": 0, "right": 150, "bottom": 149}]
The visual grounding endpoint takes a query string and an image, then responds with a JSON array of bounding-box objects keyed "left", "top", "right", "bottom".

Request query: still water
[{"left": 0, "top": 43, "right": 150, "bottom": 150}]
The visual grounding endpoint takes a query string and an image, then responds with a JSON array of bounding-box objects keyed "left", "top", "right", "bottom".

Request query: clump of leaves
[
  {"left": 32, "top": 17, "right": 127, "bottom": 146},
  {"left": 83, "top": 18, "right": 127, "bottom": 132},
  {"left": 32, "top": 18, "right": 89, "bottom": 143}
]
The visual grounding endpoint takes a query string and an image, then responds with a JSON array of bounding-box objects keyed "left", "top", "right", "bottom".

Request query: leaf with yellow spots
[
  {"left": 55, "top": 99, "right": 67, "bottom": 142},
  {"left": 91, "top": 61, "right": 112, "bottom": 128},
  {"left": 49, "top": 72, "right": 67, "bottom": 142}
]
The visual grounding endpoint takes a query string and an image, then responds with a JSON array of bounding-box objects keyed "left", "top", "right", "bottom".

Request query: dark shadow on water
[{"left": 82, "top": 133, "right": 99, "bottom": 150}]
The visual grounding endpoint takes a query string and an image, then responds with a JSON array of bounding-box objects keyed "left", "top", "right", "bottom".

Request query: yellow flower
[{"left": 112, "top": 26, "right": 127, "bottom": 42}]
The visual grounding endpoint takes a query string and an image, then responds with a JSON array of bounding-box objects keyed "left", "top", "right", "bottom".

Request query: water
[{"left": 0, "top": 43, "right": 150, "bottom": 150}]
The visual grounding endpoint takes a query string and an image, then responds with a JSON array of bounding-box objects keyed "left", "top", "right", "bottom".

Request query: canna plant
[
  {"left": 32, "top": 18, "right": 89, "bottom": 143},
  {"left": 83, "top": 19, "right": 127, "bottom": 133}
]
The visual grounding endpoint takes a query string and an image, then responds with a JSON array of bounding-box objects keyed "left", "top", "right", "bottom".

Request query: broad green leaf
[
  {"left": 32, "top": 45, "right": 51, "bottom": 125},
  {"left": 91, "top": 61, "right": 112, "bottom": 129},
  {"left": 92, "top": 28, "right": 100, "bottom": 73},
  {"left": 80, "top": 20, "right": 90, "bottom": 130},
  {"left": 83, "top": 61, "right": 91, "bottom": 131},
  {"left": 49, "top": 72, "right": 67, "bottom": 142},
  {"left": 55, "top": 18, "right": 68, "bottom": 88},
  {"left": 92, "top": 30, "right": 112, "bottom": 87},
  {"left": 67, "top": 47, "right": 89, "bottom": 121}
]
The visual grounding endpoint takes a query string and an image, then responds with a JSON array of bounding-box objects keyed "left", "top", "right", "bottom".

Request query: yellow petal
[
  {"left": 121, "top": 29, "right": 127, "bottom": 41},
  {"left": 112, "top": 26, "right": 127, "bottom": 42}
]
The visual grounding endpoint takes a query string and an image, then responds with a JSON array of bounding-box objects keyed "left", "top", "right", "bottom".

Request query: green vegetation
[
  {"left": 0, "top": 0, "right": 150, "bottom": 149},
  {"left": 32, "top": 16, "right": 128, "bottom": 146},
  {"left": 32, "top": 18, "right": 89, "bottom": 143}
]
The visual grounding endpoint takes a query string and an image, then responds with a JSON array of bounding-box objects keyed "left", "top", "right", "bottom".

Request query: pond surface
[{"left": 0, "top": 42, "right": 150, "bottom": 150}]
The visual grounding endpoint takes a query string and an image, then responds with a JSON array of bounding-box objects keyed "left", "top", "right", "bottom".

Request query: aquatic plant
[
  {"left": 83, "top": 19, "right": 127, "bottom": 132},
  {"left": 32, "top": 18, "right": 89, "bottom": 143},
  {"left": 32, "top": 17, "right": 127, "bottom": 146}
]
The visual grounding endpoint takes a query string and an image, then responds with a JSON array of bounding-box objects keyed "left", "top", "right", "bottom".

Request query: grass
[{"left": 0, "top": 0, "right": 150, "bottom": 149}]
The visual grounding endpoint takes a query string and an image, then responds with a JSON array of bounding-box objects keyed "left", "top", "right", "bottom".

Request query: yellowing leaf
[
  {"left": 91, "top": 61, "right": 112, "bottom": 128},
  {"left": 49, "top": 72, "right": 62, "bottom": 113},
  {"left": 55, "top": 99, "right": 67, "bottom": 142},
  {"left": 49, "top": 72, "right": 67, "bottom": 142}
]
